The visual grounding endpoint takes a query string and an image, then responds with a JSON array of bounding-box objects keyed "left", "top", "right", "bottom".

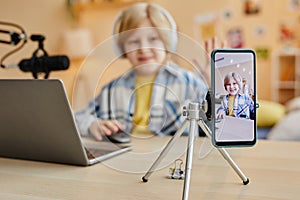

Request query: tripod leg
[
  {"left": 142, "top": 119, "right": 189, "bottom": 182},
  {"left": 182, "top": 118, "right": 197, "bottom": 200},
  {"left": 217, "top": 147, "right": 249, "bottom": 185},
  {"left": 197, "top": 120, "right": 249, "bottom": 185}
]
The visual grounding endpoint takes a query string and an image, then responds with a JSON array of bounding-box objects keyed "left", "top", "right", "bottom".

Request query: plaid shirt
[
  {"left": 220, "top": 93, "right": 254, "bottom": 119},
  {"left": 75, "top": 62, "right": 208, "bottom": 136}
]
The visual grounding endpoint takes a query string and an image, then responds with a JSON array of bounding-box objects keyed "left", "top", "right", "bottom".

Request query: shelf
[
  {"left": 272, "top": 50, "right": 300, "bottom": 104},
  {"left": 73, "top": 0, "right": 136, "bottom": 9},
  {"left": 277, "top": 89, "right": 296, "bottom": 104},
  {"left": 71, "top": 0, "right": 148, "bottom": 20},
  {"left": 276, "top": 81, "right": 296, "bottom": 89},
  {"left": 71, "top": 0, "right": 147, "bottom": 20}
]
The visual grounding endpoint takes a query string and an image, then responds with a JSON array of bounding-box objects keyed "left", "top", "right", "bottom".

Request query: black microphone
[
  {"left": 18, "top": 55, "right": 70, "bottom": 78},
  {"left": 19, "top": 55, "right": 69, "bottom": 72}
]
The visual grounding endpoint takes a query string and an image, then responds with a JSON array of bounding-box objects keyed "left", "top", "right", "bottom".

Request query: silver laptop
[{"left": 0, "top": 79, "right": 132, "bottom": 166}]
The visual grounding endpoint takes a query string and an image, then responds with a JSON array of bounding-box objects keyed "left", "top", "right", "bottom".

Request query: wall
[{"left": 0, "top": 0, "right": 72, "bottom": 61}]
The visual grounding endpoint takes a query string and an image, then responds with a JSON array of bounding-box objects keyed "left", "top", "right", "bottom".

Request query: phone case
[{"left": 211, "top": 48, "right": 257, "bottom": 148}]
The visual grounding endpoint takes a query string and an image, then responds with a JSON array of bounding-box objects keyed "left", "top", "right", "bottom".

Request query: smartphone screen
[{"left": 211, "top": 49, "right": 257, "bottom": 147}]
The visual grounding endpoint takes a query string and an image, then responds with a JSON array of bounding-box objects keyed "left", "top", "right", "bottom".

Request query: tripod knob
[
  {"left": 201, "top": 100, "right": 208, "bottom": 113},
  {"left": 182, "top": 106, "right": 187, "bottom": 116}
]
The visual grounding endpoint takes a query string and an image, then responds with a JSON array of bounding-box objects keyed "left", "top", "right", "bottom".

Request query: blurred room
[{"left": 1, "top": 0, "right": 300, "bottom": 140}]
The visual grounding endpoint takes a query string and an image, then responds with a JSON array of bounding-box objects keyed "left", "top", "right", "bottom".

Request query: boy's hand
[{"left": 89, "top": 120, "right": 126, "bottom": 141}]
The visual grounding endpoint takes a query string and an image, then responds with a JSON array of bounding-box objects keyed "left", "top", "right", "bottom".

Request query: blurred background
[{"left": 1, "top": 0, "right": 300, "bottom": 139}]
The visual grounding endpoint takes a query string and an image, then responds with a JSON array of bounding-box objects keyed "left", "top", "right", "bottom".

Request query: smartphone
[{"left": 211, "top": 49, "right": 257, "bottom": 147}]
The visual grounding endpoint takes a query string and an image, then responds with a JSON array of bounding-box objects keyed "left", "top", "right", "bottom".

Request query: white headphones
[{"left": 112, "top": 3, "right": 178, "bottom": 58}]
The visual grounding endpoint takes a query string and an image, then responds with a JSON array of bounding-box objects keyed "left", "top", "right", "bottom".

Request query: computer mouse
[{"left": 107, "top": 131, "right": 131, "bottom": 143}]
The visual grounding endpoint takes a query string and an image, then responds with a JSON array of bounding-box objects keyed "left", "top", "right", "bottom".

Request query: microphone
[{"left": 18, "top": 55, "right": 70, "bottom": 78}]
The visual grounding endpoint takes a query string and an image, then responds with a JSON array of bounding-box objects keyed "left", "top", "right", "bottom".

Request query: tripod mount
[{"left": 142, "top": 102, "right": 249, "bottom": 200}]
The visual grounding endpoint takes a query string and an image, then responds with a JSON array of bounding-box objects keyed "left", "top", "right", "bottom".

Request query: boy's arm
[{"left": 74, "top": 100, "right": 99, "bottom": 137}]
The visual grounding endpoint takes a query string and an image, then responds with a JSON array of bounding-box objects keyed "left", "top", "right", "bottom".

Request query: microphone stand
[
  {"left": 142, "top": 102, "right": 249, "bottom": 200},
  {"left": 1, "top": 22, "right": 69, "bottom": 79},
  {"left": 0, "top": 21, "right": 27, "bottom": 68},
  {"left": 29, "top": 35, "right": 50, "bottom": 79}
]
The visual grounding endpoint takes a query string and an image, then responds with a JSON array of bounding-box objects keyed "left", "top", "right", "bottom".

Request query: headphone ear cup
[
  {"left": 152, "top": 4, "right": 178, "bottom": 53},
  {"left": 113, "top": 36, "right": 123, "bottom": 58},
  {"left": 112, "top": 11, "right": 126, "bottom": 58},
  {"left": 170, "top": 30, "right": 178, "bottom": 53},
  {"left": 166, "top": 28, "right": 178, "bottom": 53}
]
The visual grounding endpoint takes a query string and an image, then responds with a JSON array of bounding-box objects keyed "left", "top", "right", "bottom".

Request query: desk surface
[{"left": 1, "top": 136, "right": 300, "bottom": 200}]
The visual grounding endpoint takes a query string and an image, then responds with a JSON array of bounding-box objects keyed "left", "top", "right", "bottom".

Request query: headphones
[{"left": 112, "top": 3, "right": 178, "bottom": 58}]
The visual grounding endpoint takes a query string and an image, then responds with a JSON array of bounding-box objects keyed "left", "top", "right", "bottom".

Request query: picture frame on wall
[
  {"left": 244, "top": 0, "right": 261, "bottom": 15},
  {"left": 226, "top": 27, "right": 244, "bottom": 48}
]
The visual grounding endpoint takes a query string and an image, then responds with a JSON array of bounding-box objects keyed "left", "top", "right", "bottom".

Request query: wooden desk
[{"left": 0, "top": 137, "right": 299, "bottom": 200}]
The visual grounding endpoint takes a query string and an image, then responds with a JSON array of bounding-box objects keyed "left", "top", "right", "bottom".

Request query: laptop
[
  {"left": 0, "top": 79, "right": 132, "bottom": 166},
  {"left": 216, "top": 115, "right": 254, "bottom": 142}
]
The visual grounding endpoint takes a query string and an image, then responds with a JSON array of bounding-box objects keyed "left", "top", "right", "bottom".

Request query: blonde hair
[
  {"left": 224, "top": 72, "right": 243, "bottom": 90},
  {"left": 114, "top": 3, "right": 176, "bottom": 56}
]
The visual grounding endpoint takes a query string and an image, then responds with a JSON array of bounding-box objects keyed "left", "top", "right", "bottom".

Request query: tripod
[{"left": 142, "top": 102, "right": 249, "bottom": 200}]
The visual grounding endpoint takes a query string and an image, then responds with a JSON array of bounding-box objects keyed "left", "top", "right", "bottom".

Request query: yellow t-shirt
[
  {"left": 131, "top": 75, "right": 156, "bottom": 135},
  {"left": 228, "top": 95, "right": 236, "bottom": 116}
]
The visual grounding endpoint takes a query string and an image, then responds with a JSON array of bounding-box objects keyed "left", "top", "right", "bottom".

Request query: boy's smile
[{"left": 225, "top": 77, "right": 239, "bottom": 96}]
